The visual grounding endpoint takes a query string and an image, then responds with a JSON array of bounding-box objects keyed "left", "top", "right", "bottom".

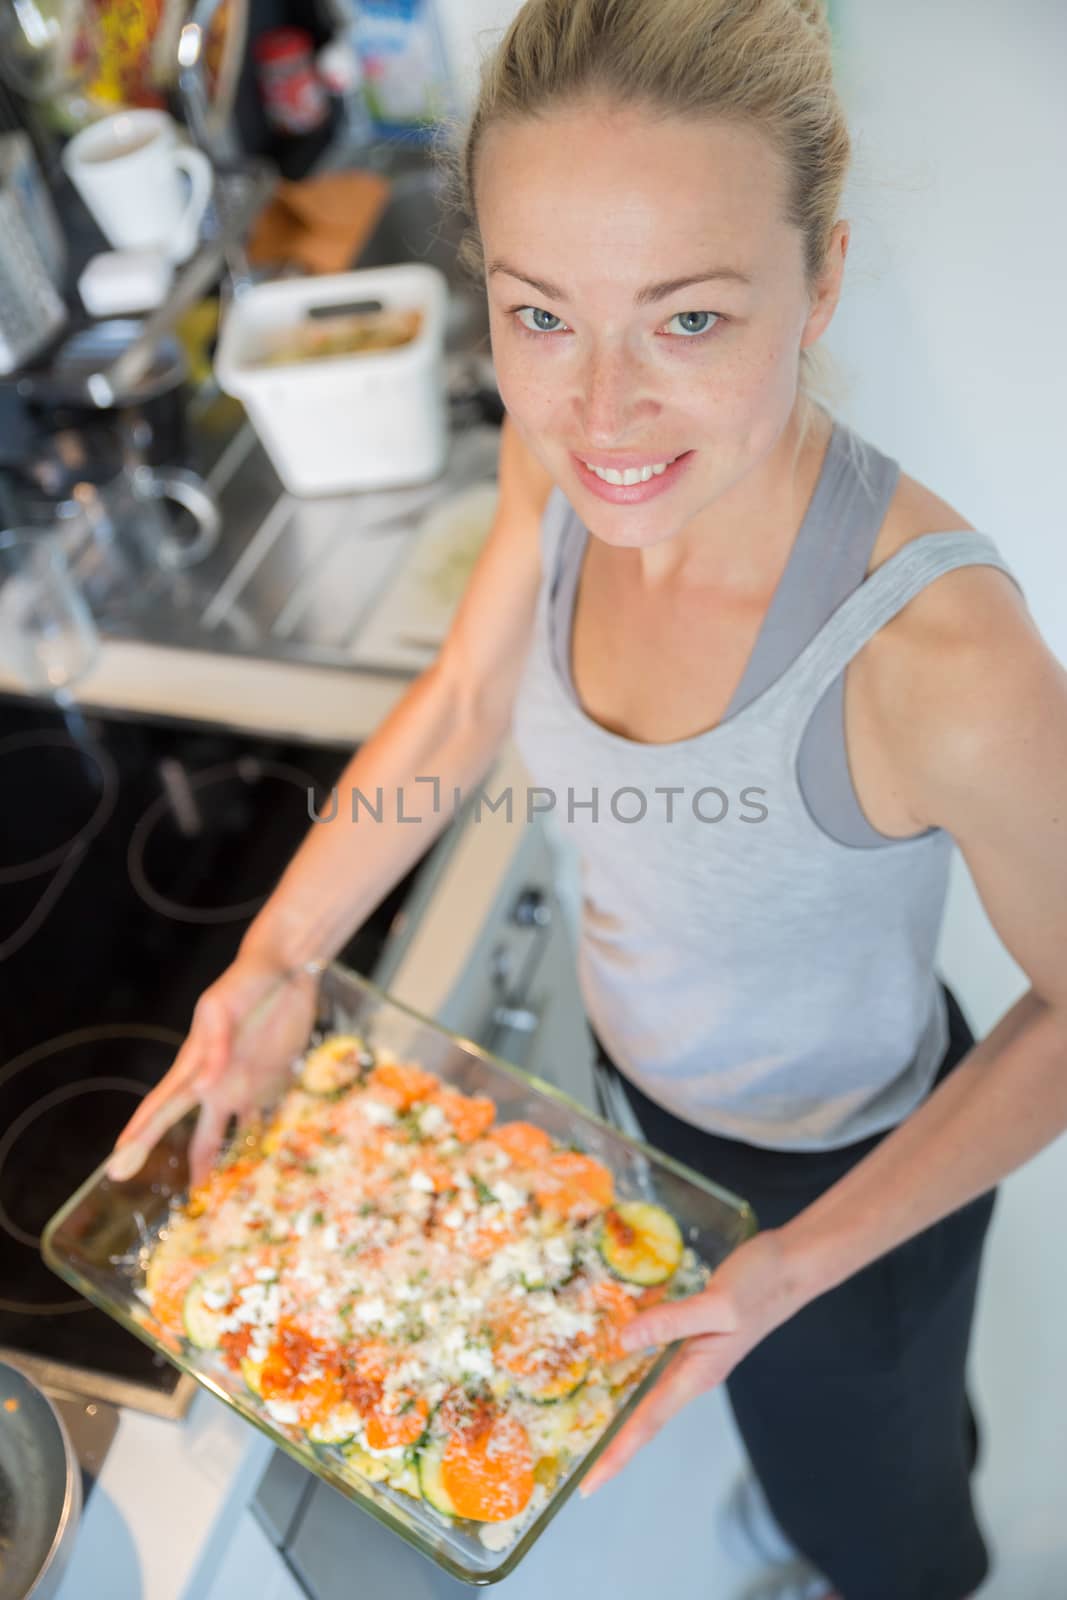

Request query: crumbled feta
[
  {"left": 440, "top": 1207, "right": 464, "bottom": 1230},
  {"left": 409, "top": 1169, "right": 435, "bottom": 1193},
  {"left": 416, "top": 1103, "right": 446, "bottom": 1136},
  {"left": 493, "top": 1179, "right": 525, "bottom": 1214},
  {"left": 264, "top": 1399, "right": 302, "bottom": 1425}
]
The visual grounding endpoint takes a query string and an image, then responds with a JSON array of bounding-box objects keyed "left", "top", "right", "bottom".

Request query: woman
[{"left": 109, "top": 3, "right": 1067, "bottom": 1597}]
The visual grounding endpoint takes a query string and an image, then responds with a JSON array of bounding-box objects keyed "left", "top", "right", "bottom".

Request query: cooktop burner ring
[
  {"left": 127, "top": 755, "right": 320, "bottom": 925},
  {"left": 0, "top": 730, "right": 118, "bottom": 885},
  {"left": 0, "top": 1024, "right": 183, "bottom": 1316},
  {"left": 0, "top": 1077, "right": 148, "bottom": 1251}
]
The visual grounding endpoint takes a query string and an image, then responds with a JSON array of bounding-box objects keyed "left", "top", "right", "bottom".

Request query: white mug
[{"left": 62, "top": 109, "right": 213, "bottom": 265}]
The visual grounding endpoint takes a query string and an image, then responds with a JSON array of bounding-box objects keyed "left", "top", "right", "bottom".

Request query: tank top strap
[
  {"left": 776, "top": 530, "right": 1025, "bottom": 724},
  {"left": 540, "top": 485, "right": 577, "bottom": 603}
]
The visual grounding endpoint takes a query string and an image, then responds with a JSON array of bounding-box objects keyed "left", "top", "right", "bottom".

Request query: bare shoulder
[
  {"left": 867, "top": 467, "right": 1025, "bottom": 648},
  {"left": 855, "top": 467, "right": 1059, "bottom": 830}
]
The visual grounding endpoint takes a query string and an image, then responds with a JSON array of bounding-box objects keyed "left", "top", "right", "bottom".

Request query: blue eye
[
  {"left": 666, "top": 311, "right": 719, "bottom": 337},
  {"left": 514, "top": 306, "right": 568, "bottom": 334}
]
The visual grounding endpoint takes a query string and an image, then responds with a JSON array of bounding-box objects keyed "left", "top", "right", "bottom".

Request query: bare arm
[
  {"left": 244, "top": 414, "right": 554, "bottom": 971},
  {"left": 108, "top": 416, "right": 555, "bottom": 1181}
]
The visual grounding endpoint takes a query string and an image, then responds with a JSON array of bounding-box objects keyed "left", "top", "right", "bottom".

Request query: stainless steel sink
[{"left": 78, "top": 144, "right": 501, "bottom": 675}]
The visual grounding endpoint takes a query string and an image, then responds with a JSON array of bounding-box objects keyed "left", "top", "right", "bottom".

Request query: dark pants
[{"left": 593, "top": 982, "right": 997, "bottom": 1600}]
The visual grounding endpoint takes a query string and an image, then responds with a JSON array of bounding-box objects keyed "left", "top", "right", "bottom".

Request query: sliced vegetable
[
  {"left": 364, "top": 1396, "right": 430, "bottom": 1451},
  {"left": 182, "top": 1266, "right": 233, "bottom": 1350},
  {"left": 533, "top": 1151, "right": 614, "bottom": 1219},
  {"left": 598, "top": 1201, "right": 684, "bottom": 1287},
  {"left": 307, "top": 1403, "right": 363, "bottom": 1445},
  {"left": 240, "top": 1354, "right": 266, "bottom": 1397},
  {"left": 431, "top": 1085, "right": 497, "bottom": 1142},
  {"left": 515, "top": 1350, "right": 590, "bottom": 1405},
  {"left": 439, "top": 1411, "right": 535, "bottom": 1522},
  {"left": 343, "top": 1442, "right": 391, "bottom": 1484},
  {"left": 489, "top": 1121, "right": 554, "bottom": 1165},
  {"left": 416, "top": 1435, "right": 460, "bottom": 1518},
  {"left": 301, "top": 1035, "right": 371, "bottom": 1097},
  {"left": 366, "top": 1058, "right": 438, "bottom": 1109}
]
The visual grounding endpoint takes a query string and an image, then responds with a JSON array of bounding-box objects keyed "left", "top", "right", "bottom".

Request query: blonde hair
[{"left": 440, "top": 0, "right": 853, "bottom": 460}]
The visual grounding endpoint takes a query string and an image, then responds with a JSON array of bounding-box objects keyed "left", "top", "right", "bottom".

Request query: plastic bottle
[{"left": 350, "top": 0, "right": 454, "bottom": 143}]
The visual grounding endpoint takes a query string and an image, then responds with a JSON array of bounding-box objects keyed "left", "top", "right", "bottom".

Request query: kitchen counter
[{"left": 53, "top": 1387, "right": 273, "bottom": 1600}]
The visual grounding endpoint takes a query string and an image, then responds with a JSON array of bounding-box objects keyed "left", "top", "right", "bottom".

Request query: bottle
[{"left": 350, "top": 0, "right": 454, "bottom": 144}]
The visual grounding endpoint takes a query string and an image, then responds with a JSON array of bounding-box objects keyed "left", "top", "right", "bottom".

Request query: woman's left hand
[{"left": 579, "top": 1228, "right": 809, "bottom": 1497}]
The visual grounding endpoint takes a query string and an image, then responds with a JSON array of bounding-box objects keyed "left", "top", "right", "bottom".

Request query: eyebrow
[{"left": 487, "top": 260, "right": 753, "bottom": 306}]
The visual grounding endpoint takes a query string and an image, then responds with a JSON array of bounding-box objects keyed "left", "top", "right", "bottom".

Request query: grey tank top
[{"left": 510, "top": 417, "right": 1024, "bottom": 1151}]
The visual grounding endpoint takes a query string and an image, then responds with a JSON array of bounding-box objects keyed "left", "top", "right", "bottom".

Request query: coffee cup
[{"left": 62, "top": 109, "right": 213, "bottom": 265}]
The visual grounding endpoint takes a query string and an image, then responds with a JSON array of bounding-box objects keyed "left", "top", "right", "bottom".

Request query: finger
[
  {"left": 580, "top": 1347, "right": 710, "bottom": 1496},
  {"left": 192, "top": 992, "right": 234, "bottom": 1089},
  {"left": 106, "top": 1085, "right": 200, "bottom": 1182},
  {"left": 188, "top": 1097, "right": 232, "bottom": 1190},
  {"left": 618, "top": 1287, "right": 738, "bottom": 1352},
  {"left": 109, "top": 1022, "right": 204, "bottom": 1155}
]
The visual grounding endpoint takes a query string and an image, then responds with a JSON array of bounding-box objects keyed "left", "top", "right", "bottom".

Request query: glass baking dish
[{"left": 43, "top": 963, "right": 757, "bottom": 1584}]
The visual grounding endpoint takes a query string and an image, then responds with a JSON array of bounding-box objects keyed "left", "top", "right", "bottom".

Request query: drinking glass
[{"left": 0, "top": 526, "right": 99, "bottom": 697}]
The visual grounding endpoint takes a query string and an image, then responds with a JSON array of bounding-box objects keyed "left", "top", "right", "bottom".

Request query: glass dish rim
[{"left": 42, "top": 960, "right": 758, "bottom": 1583}]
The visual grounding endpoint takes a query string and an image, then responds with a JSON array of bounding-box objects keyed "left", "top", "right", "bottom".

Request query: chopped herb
[
  {"left": 413, "top": 1266, "right": 430, "bottom": 1284},
  {"left": 359, "top": 1201, "right": 375, "bottom": 1216},
  {"left": 472, "top": 1176, "right": 495, "bottom": 1205},
  {"left": 302, "top": 1161, "right": 320, "bottom": 1176},
  {"left": 311, "top": 1209, "right": 325, "bottom": 1227},
  {"left": 399, "top": 1395, "right": 416, "bottom": 1414}
]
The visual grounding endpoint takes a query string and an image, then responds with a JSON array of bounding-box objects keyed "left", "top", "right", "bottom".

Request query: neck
[{"left": 632, "top": 400, "right": 833, "bottom": 594}]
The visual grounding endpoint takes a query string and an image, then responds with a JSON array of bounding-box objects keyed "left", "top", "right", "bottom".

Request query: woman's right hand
[{"left": 106, "top": 953, "right": 321, "bottom": 1189}]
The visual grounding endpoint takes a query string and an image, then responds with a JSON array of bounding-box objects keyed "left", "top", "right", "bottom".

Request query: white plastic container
[{"left": 214, "top": 263, "right": 449, "bottom": 497}]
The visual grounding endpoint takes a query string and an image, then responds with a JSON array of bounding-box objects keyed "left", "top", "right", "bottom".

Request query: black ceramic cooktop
[{"left": 0, "top": 693, "right": 424, "bottom": 1404}]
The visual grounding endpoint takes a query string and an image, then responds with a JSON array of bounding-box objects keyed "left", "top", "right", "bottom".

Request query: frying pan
[{"left": 0, "top": 1360, "right": 81, "bottom": 1600}]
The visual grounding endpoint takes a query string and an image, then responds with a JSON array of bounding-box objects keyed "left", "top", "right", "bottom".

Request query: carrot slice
[
  {"left": 432, "top": 1086, "right": 496, "bottom": 1142},
  {"left": 588, "top": 1277, "right": 639, "bottom": 1363},
  {"left": 488, "top": 1121, "right": 554, "bottom": 1165},
  {"left": 440, "top": 1412, "right": 535, "bottom": 1521},
  {"left": 148, "top": 1255, "right": 213, "bottom": 1335},
  {"left": 367, "top": 1059, "right": 439, "bottom": 1110},
  {"left": 533, "top": 1151, "right": 614, "bottom": 1219},
  {"left": 364, "top": 1395, "right": 429, "bottom": 1450},
  {"left": 349, "top": 1338, "right": 393, "bottom": 1383}
]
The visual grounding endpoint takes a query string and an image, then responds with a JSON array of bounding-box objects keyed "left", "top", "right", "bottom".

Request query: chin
[{"left": 584, "top": 510, "right": 685, "bottom": 549}]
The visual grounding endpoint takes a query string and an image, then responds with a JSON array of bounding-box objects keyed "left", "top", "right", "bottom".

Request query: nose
[{"left": 572, "top": 340, "right": 655, "bottom": 444}]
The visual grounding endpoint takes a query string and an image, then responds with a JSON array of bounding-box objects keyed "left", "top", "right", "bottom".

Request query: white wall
[{"left": 435, "top": 0, "right": 1067, "bottom": 1035}]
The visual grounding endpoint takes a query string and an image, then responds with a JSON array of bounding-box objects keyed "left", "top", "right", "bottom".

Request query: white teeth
[{"left": 583, "top": 457, "right": 675, "bottom": 485}]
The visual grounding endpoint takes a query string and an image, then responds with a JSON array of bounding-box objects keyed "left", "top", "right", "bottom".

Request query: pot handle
[{"left": 134, "top": 464, "right": 221, "bottom": 569}]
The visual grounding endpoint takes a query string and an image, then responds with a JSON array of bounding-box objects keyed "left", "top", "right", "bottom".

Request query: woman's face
[{"left": 476, "top": 102, "right": 845, "bottom": 551}]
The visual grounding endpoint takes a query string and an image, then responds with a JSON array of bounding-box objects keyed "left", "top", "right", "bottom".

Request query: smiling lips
[
  {"left": 572, "top": 449, "right": 694, "bottom": 502},
  {"left": 581, "top": 457, "right": 679, "bottom": 486}
]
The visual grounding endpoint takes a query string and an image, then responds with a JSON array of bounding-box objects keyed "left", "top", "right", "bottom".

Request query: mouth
[{"left": 571, "top": 450, "right": 695, "bottom": 503}]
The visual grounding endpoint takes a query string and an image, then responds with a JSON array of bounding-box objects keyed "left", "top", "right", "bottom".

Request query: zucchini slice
[
  {"left": 598, "top": 1201, "right": 684, "bottom": 1287},
  {"left": 300, "top": 1035, "right": 372, "bottom": 1097},
  {"left": 516, "top": 1351, "right": 590, "bottom": 1405},
  {"left": 416, "top": 1436, "right": 460, "bottom": 1518},
  {"left": 343, "top": 1442, "right": 392, "bottom": 1485},
  {"left": 306, "top": 1403, "right": 363, "bottom": 1446},
  {"left": 240, "top": 1354, "right": 266, "bottom": 1397},
  {"left": 182, "top": 1266, "right": 233, "bottom": 1350}
]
